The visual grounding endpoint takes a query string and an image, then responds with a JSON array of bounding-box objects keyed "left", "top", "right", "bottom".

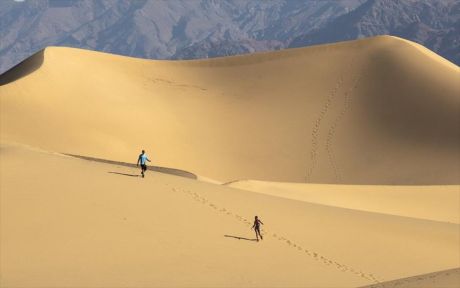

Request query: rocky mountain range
[
  {"left": 1, "top": 0, "right": 458, "bottom": 74},
  {"left": 289, "top": 0, "right": 460, "bottom": 65}
]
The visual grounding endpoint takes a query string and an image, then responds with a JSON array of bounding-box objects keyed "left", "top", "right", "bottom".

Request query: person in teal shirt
[{"left": 137, "top": 150, "right": 151, "bottom": 178}]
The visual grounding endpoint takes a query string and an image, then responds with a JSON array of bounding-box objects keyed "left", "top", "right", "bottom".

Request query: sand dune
[
  {"left": 227, "top": 180, "right": 460, "bottom": 224},
  {"left": 1, "top": 36, "right": 459, "bottom": 286},
  {"left": 1, "top": 35, "right": 458, "bottom": 184},
  {"left": 1, "top": 143, "right": 459, "bottom": 287},
  {"left": 66, "top": 153, "right": 197, "bottom": 179},
  {"left": 360, "top": 268, "right": 460, "bottom": 288}
]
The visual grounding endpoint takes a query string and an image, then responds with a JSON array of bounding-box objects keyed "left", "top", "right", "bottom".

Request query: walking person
[
  {"left": 252, "top": 216, "right": 264, "bottom": 241},
  {"left": 137, "top": 150, "right": 151, "bottom": 178}
]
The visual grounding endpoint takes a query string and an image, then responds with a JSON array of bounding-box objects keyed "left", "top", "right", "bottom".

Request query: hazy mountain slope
[
  {"left": 2, "top": 0, "right": 458, "bottom": 73},
  {"left": 1, "top": 36, "right": 458, "bottom": 184},
  {"left": 0, "top": 0, "right": 361, "bottom": 74},
  {"left": 290, "top": 0, "right": 460, "bottom": 64}
]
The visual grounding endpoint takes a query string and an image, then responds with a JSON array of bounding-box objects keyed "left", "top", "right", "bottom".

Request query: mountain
[
  {"left": 1, "top": 0, "right": 458, "bottom": 74},
  {"left": 1, "top": 36, "right": 459, "bottom": 184},
  {"left": 0, "top": 0, "right": 362, "bottom": 74},
  {"left": 289, "top": 0, "right": 460, "bottom": 64}
]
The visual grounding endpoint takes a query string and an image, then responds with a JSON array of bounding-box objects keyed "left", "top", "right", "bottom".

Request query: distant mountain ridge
[
  {"left": 289, "top": 0, "right": 460, "bottom": 65},
  {"left": 0, "top": 0, "right": 458, "bottom": 74}
]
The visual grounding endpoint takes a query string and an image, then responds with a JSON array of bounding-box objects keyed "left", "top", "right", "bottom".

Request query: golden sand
[
  {"left": 1, "top": 36, "right": 459, "bottom": 287},
  {"left": 1, "top": 36, "right": 458, "bottom": 184}
]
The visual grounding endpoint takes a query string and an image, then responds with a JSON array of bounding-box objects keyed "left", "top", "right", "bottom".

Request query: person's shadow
[
  {"left": 108, "top": 172, "right": 139, "bottom": 177},
  {"left": 224, "top": 235, "right": 258, "bottom": 241}
]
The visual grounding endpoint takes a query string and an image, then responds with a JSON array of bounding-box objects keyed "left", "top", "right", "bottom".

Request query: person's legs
[
  {"left": 257, "top": 227, "right": 263, "bottom": 240},
  {"left": 141, "top": 164, "right": 146, "bottom": 177},
  {"left": 255, "top": 227, "right": 260, "bottom": 241}
]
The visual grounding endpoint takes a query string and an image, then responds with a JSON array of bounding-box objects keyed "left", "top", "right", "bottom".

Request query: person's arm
[
  {"left": 259, "top": 220, "right": 264, "bottom": 225},
  {"left": 147, "top": 157, "right": 151, "bottom": 162},
  {"left": 137, "top": 155, "right": 141, "bottom": 166}
]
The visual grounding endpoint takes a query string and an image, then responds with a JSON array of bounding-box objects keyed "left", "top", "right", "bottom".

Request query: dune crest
[
  {"left": 226, "top": 180, "right": 460, "bottom": 224},
  {"left": 1, "top": 35, "right": 459, "bottom": 183}
]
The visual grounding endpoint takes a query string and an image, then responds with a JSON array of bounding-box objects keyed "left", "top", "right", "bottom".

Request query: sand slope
[
  {"left": 1, "top": 143, "right": 459, "bottom": 287},
  {"left": 1, "top": 35, "right": 459, "bottom": 184},
  {"left": 227, "top": 180, "right": 460, "bottom": 224},
  {"left": 1, "top": 35, "right": 459, "bottom": 287},
  {"left": 360, "top": 268, "right": 460, "bottom": 288}
]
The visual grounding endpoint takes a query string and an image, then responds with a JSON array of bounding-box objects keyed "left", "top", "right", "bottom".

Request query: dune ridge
[
  {"left": 1, "top": 35, "right": 459, "bottom": 184},
  {"left": 226, "top": 180, "right": 460, "bottom": 224},
  {"left": 65, "top": 153, "right": 197, "bottom": 179}
]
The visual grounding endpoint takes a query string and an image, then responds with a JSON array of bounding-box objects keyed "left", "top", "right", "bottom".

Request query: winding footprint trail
[
  {"left": 325, "top": 72, "right": 364, "bottom": 183},
  {"left": 305, "top": 56, "right": 358, "bottom": 182},
  {"left": 170, "top": 185, "right": 382, "bottom": 284},
  {"left": 305, "top": 75, "right": 344, "bottom": 182}
]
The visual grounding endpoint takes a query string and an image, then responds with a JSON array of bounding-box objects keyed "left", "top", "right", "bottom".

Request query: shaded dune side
[
  {"left": 324, "top": 37, "right": 460, "bottom": 184},
  {"left": 0, "top": 50, "right": 44, "bottom": 86},
  {"left": 0, "top": 36, "right": 459, "bottom": 184},
  {"left": 362, "top": 41, "right": 460, "bottom": 148}
]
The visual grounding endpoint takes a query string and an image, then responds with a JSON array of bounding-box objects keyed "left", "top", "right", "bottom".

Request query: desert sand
[
  {"left": 360, "top": 268, "right": 460, "bottom": 288},
  {"left": 1, "top": 143, "right": 458, "bottom": 287},
  {"left": 1, "top": 36, "right": 459, "bottom": 287},
  {"left": 227, "top": 180, "right": 460, "bottom": 224},
  {"left": 1, "top": 36, "right": 459, "bottom": 184}
]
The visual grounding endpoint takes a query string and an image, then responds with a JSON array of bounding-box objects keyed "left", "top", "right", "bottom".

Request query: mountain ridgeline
[{"left": 1, "top": 0, "right": 458, "bottom": 75}]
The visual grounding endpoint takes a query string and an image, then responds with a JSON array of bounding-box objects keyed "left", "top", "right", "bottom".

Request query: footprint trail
[{"left": 169, "top": 184, "right": 381, "bottom": 284}]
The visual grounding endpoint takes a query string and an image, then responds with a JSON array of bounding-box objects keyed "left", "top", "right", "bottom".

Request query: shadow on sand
[
  {"left": 66, "top": 154, "right": 197, "bottom": 179},
  {"left": 0, "top": 50, "right": 45, "bottom": 86},
  {"left": 224, "top": 235, "right": 258, "bottom": 242},
  {"left": 108, "top": 171, "right": 140, "bottom": 177}
]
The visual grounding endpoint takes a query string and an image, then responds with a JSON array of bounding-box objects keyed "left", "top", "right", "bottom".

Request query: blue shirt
[{"left": 139, "top": 154, "right": 149, "bottom": 165}]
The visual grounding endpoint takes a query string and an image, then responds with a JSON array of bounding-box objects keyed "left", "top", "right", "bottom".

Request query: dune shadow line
[
  {"left": 224, "top": 235, "right": 258, "bottom": 241},
  {"left": 65, "top": 153, "right": 197, "bottom": 179},
  {"left": 108, "top": 171, "right": 139, "bottom": 177},
  {"left": 0, "top": 50, "right": 45, "bottom": 86}
]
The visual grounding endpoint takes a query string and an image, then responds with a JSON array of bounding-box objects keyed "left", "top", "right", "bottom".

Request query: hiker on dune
[
  {"left": 252, "top": 216, "right": 264, "bottom": 241},
  {"left": 137, "top": 150, "right": 151, "bottom": 178}
]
